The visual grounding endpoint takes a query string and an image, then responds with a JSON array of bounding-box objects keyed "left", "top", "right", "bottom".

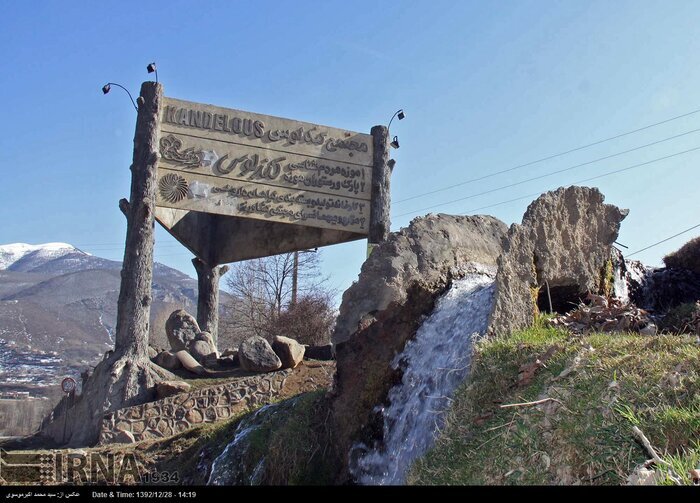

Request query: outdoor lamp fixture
[
  {"left": 147, "top": 62, "right": 158, "bottom": 83},
  {"left": 388, "top": 109, "right": 405, "bottom": 149},
  {"left": 388, "top": 108, "right": 405, "bottom": 130},
  {"left": 101, "top": 82, "right": 138, "bottom": 112}
]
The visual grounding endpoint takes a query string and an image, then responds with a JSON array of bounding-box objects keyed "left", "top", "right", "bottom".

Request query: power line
[
  {"left": 627, "top": 223, "right": 700, "bottom": 257},
  {"left": 395, "top": 106, "right": 700, "bottom": 205},
  {"left": 389, "top": 146, "right": 700, "bottom": 221},
  {"left": 457, "top": 190, "right": 548, "bottom": 216},
  {"left": 453, "top": 146, "right": 700, "bottom": 217},
  {"left": 393, "top": 132, "right": 700, "bottom": 219}
]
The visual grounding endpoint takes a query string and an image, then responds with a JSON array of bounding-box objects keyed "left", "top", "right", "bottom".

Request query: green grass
[
  {"left": 252, "top": 390, "right": 336, "bottom": 485},
  {"left": 408, "top": 326, "right": 700, "bottom": 485}
]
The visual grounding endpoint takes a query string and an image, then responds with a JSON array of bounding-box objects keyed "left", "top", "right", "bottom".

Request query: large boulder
[
  {"left": 195, "top": 331, "right": 218, "bottom": 356},
  {"left": 165, "top": 309, "right": 201, "bottom": 352},
  {"left": 187, "top": 339, "right": 214, "bottom": 365},
  {"left": 153, "top": 350, "right": 182, "bottom": 371},
  {"left": 239, "top": 336, "right": 282, "bottom": 372},
  {"left": 175, "top": 350, "right": 207, "bottom": 376},
  {"left": 488, "top": 186, "right": 628, "bottom": 336},
  {"left": 272, "top": 336, "right": 305, "bottom": 369},
  {"left": 329, "top": 213, "right": 508, "bottom": 481},
  {"left": 333, "top": 214, "right": 508, "bottom": 343}
]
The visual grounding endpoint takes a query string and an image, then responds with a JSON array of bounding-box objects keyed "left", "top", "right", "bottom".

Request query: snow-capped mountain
[
  {"left": 0, "top": 243, "right": 123, "bottom": 276},
  {"left": 0, "top": 242, "right": 205, "bottom": 405},
  {"left": 0, "top": 243, "right": 83, "bottom": 270}
]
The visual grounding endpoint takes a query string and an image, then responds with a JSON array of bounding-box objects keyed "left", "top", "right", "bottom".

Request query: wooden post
[
  {"left": 368, "top": 125, "right": 392, "bottom": 256},
  {"left": 114, "top": 82, "right": 162, "bottom": 358},
  {"left": 40, "top": 82, "right": 179, "bottom": 448},
  {"left": 192, "top": 257, "right": 229, "bottom": 348}
]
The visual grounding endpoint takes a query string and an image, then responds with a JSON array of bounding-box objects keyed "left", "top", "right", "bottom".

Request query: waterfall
[
  {"left": 207, "top": 396, "right": 303, "bottom": 485},
  {"left": 207, "top": 404, "right": 274, "bottom": 486},
  {"left": 611, "top": 248, "right": 652, "bottom": 306},
  {"left": 349, "top": 265, "right": 497, "bottom": 485}
]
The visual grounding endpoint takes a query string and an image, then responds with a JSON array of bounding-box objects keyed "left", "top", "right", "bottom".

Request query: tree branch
[
  {"left": 499, "top": 398, "right": 563, "bottom": 409},
  {"left": 119, "top": 198, "right": 130, "bottom": 218},
  {"left": 632, "top": 426, "right": 671, "bottom": 467}
]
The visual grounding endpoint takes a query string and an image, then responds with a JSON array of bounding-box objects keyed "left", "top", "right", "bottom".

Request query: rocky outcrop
[
  {"left": 239, "top": 336, "right": 282, "bottom": 372},
  {"left": 663, "top": 236, "right": 700, "bottom": 274},
  {"left": 272, "top": 336, "right": 305, "bottom": 369},
  {"left": 333, "top": 214, "right": 508, "bottom": 343},
  {"left": 329, "top": 214, "right": 508, "bottom": 482},
  {"left": 630, "top": 266, "right": 700, "bottom": 312},
  {"left": 165, "top": 309, "right": 200, "bottom": 352},
  {"left": 488, "top": 187, "right": 628, "bottom": 336}
]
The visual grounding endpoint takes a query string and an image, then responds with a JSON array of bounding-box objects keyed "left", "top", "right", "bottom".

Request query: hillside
[
  {"left": 2, "top": 188, "right": 699, "bottom": 486},
  {"left": 408, "top": 323, "right": 700, "bottom": 485},
  {"left": 7, "top": 323, "right": 694, "bottom": 485},
  {"left": 0, "top": 243, "right": 200, "bottom": 402}
]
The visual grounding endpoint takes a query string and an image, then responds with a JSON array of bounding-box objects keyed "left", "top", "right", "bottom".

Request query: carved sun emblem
[{"left": 159, "top": 173, "right": 189, "bottom": 203}]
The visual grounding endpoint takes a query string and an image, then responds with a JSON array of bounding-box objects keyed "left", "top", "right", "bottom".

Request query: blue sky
[{"left": 2, "top": 1, "right": 700, "bottom": 302}]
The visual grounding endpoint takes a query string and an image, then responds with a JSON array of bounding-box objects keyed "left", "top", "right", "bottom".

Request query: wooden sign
[{"left": 156, "top": 98, "right": 373, "bottom": 234}]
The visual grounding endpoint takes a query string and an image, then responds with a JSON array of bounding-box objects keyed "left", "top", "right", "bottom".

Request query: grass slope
[{"left": 408, "top": 322, "right": 700, "bottom": 485}]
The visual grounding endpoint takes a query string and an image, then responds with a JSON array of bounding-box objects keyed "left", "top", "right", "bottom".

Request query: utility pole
[
  {"left": 291, "top": 249, "right": 318, "bottom": 307},
  {"left": 291, "top": 251, "right": 299, "bottom": 306}
]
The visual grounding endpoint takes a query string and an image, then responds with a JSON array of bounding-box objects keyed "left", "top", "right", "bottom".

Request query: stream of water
[{"left": 349, "top": 265, "right": 497, "bottom": 485}]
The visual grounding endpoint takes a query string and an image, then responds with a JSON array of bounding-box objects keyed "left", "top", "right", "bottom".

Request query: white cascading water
[
  {"left": 613, "top": 262, "right": 629, "bottom": 302},
  {"left": 207, "top": 404, "right": 273, "bottom": 485},
  {"left": 208, "top": 395, "right": 303, "bottom": 485},
  {"left": 611, "top": 248, "right": 652, "bottom": 306},
  {"left": 349, "top": 264, "right": 497, "bottom": 485}
]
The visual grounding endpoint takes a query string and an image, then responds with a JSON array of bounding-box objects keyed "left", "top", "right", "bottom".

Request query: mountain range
[{"left": 0, "top": 243, "right": 200, "bottom": 400}]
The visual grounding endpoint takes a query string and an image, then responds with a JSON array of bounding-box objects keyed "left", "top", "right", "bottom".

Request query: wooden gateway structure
[{"left": 123, "top": 82, "right": 393, "bottom": 346}]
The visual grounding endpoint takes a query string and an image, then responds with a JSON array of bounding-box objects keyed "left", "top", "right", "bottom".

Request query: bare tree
[
  {"left": 41, "top": 82, "right": 173, "bottom": 447},
  {"left": 221, "top": 250, "right": 331, "bottom": 347},
  {"left": 267, "top": 292, "right": 337, "bottom": 346}
]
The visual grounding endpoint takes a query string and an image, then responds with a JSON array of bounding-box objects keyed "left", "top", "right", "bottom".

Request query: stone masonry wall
[{"left": 99, "top": 370, "right": 291, "bottom": 444}]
